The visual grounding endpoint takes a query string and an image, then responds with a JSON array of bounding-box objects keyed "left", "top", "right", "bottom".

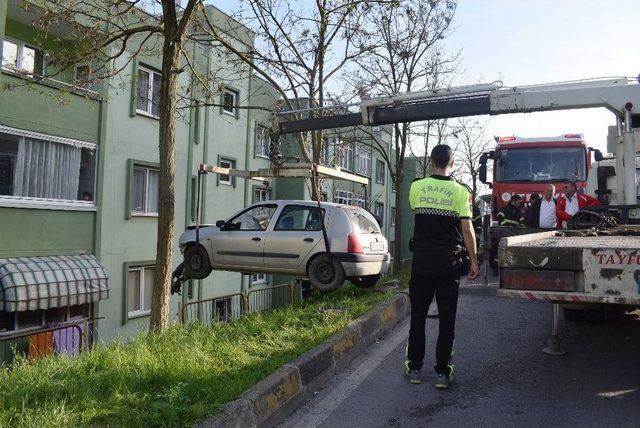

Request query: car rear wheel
[
  {"left": 351, "top": 275, "right": 380, "bottom": 289},
  {"left": 184, "top": 244, "right": 212, "bottom": 279},
  {"left": 307, "top": 254, "right": 345, "bottom": 292}
]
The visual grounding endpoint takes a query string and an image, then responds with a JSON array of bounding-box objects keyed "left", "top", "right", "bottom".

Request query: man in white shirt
[{"left": 526, "top": 184, "right": 557, "bottom": 228}]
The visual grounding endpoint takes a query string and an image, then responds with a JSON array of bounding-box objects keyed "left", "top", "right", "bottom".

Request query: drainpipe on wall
[
  {"left": 240, "top": 67, "right": 253, "bottom": 294},
  {"left": 197, "top": 46, "right": 214, "bottom": 305}
]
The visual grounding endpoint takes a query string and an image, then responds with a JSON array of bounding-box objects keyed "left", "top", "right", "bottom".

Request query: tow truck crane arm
[{"left": 278, "top": 77, "right": 640, "bottom": 209}]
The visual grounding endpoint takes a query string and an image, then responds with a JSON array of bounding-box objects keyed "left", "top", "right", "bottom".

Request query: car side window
[
  {"left": 274, "top": 205, "right": 323, "bottom": 231},
  {"left": 227, "top": 204, "right": 278, "bottom": 231}
]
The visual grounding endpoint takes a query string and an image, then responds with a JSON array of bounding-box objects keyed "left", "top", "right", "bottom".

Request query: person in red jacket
[{"left": 556, "top": 181, "right": 600, "bottom": 227}]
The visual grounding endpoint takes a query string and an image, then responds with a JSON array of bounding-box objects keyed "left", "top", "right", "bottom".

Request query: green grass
[{"left": 0, "top": 281, "right": 403, "bottom": 427}]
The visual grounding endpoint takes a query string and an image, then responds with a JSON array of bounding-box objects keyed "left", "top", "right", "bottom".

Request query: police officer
[{"left": 405, "top": 144, "right": 479, "bottom": 389}]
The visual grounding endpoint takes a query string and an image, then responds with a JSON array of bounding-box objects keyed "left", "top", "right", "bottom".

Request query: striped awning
[{"left": 0, "top": 255, "right": 109, "bottom": 312}]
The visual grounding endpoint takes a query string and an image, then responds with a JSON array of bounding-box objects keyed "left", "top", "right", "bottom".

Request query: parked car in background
[{"left": 178, "top": 200, "right": 391, "bottom": 291}]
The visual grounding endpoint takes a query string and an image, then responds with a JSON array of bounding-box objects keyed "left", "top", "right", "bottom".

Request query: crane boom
[
  {"left": 278, "top": 77, "right": 640, "bottom": 134},
  {"left": 277, "top": 76, "right": 640, "bottom": 212}
]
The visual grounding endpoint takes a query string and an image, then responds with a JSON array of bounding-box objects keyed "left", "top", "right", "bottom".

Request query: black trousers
[{"left": 407, "top": 250, "right": 460, "bottom": 374}]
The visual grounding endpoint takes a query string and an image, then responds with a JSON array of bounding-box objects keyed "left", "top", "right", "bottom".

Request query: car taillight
[{"left": 347, "top": 233, "right": 363, "bottom": 253}]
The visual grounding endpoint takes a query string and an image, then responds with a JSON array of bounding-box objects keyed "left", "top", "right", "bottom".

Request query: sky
[
  {"left": 444, "top": 0, "right": 640, "bottom": 154},
  {"left": 212, "top": 0, "right": 640, "bottom": 154}
]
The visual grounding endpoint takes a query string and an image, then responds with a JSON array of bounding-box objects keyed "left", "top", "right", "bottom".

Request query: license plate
[{"left": 370, "top": 242, "right": 383, "bottom": 252}]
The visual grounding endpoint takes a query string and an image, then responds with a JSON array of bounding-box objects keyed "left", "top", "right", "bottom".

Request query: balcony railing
[
  {"left": 0, "top": 319, "right": 91, "bottom": 367},
  {"left": 178, "top": 281, "right": 302, "bottom": 325}
]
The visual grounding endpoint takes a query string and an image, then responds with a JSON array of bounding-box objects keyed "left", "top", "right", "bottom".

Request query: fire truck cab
[{"left": 479, "top": 134, "right": 601, "bottom": 218}]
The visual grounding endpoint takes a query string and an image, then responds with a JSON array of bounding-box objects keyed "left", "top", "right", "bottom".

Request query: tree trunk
[
  {"left": 392, "top": 171, "right": 404, "bottom": 273},
  {"left": 149, "top": 40, "right": 181, "bottom": 333}
]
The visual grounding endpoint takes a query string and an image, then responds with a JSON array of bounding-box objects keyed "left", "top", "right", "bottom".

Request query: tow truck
[{"left": 278, "top": 76, "right": 640, "bottom": 353}]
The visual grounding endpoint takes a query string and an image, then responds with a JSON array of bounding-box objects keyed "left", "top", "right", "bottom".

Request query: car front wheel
[
  {"left": 307, "top": 254, "right": 345, "bottom": 292},
  {"left": 184, "top": 244, "right": 212, "bottom": 279},
  {"left": 351, "top": 275, "right": 380, "bottom": 289}
]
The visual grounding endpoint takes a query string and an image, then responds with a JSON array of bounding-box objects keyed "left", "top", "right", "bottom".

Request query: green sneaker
[
  {"left": 435, "top": 365, "right": 455, "bottom": 389},
  {"left": 408, "top": 369, "right": 422, "bottom": 384}
]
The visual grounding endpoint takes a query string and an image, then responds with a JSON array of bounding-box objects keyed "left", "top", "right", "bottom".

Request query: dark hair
[
  {"left": 430, "top": 144, "right": 453, "bottom": 169},
  {"left": 529, "top": 193, "right": 540, "bottom": 201},
  {"left": 568, "top": 181, "right": 577, "bottom": 190},
  {"left": 510, "top": 194, "right": 522, "bottom": 202}
]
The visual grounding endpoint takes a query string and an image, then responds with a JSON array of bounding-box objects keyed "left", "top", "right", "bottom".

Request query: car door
[
  {"left": 212, "top": 204, "right": 279, "bottom": 270},
  {"left": 263, "top": 204, "right": 326, "bottom": 271}
]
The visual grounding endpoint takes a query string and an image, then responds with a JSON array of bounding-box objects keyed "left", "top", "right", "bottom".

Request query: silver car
[{"left": 178, "top": 200, "right": 390, "bottom": 291}]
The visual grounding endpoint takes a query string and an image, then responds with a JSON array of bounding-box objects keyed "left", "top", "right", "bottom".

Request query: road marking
[{"left": 289, "top": 319, "right": 409, "bottom": 428}]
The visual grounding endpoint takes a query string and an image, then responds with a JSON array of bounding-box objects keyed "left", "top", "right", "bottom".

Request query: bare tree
[
  {"left": 28, "top": 0, "right": 203, "bottom": 332},
  {"left": 352, "top": 0, "right": 457, "bottom": 271},
  {"left": 451, "top": 117, "right": 492, "bottom": 201},
  {"left": 197, "top": 0, "right": 378, "bottom": 198}
]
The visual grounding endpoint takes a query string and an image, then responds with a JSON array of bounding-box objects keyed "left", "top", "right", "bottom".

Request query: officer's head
[
  {"left": 430, "top": 144, "right": 453, "bottom": 170},
  {"left": 509, "top": 194, "right": 522, "bottom": 207}
]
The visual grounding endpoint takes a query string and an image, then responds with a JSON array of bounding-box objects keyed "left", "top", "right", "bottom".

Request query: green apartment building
[
  {"left": 0, "top": 1, "right": 395, "bottom": 361},
  {"left": 0, "top": 2, "right": 281, "bottom": 358}
]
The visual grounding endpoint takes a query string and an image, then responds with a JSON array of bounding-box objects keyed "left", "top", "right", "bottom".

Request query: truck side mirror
[
  {"left": 479, "top": 153, "right": 489, "bottom": 184},
  {"left": 589, "top": 147, "right": 604, "bottom": 162}
]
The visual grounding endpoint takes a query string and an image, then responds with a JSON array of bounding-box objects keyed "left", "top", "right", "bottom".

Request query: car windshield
[
  {"left": 496, "top": 147, "right": 586, "bottom": 182},
  {"left": 345, "top": 207, "right": 381, "bottom": 234}
]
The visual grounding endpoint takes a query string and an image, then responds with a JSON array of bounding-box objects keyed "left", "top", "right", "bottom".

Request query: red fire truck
[{"left": 479, "top": 134, "right": 597, "bottom": 216}]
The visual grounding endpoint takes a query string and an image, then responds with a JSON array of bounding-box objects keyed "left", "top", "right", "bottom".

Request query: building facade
[{"left": 0, "top": 2, "right": 279, "bottom": 351}]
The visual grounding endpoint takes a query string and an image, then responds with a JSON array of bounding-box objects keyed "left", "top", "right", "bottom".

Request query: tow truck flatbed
[{"left": 498, "top": 231, "right": 640, "bottom": 305}]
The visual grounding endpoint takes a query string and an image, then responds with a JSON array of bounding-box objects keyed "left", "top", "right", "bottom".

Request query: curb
[{"left": 196, "top": 292, "right": 410, "bottom": 428}]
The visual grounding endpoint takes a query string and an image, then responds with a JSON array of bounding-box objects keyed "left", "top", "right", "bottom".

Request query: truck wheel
[
  {"left": 351, "top": 275, "right": 380, "bottom": 289},
  {"left": 562, "top": 307, "right": 585, "bottom": 321},
  {"left": 307, "top": 254, "right": 345, "bottom": 292},
  {"left": 184, "top": 244, "right": 212, "bottom": 279},
  {"left": 584, "top": 306, "right": 607, "bottom": 322}
]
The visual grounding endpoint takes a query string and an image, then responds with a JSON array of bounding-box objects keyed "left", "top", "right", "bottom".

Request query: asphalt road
[{"left": 281, "top": 292, "right": 640, "bottom": 428}]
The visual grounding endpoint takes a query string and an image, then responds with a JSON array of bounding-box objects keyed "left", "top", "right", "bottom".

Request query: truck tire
[
  {"left": 307, "top": 254, "right": 345, "bottom": 292},
  {"left": 562, "top": 307, "right": 585, "bottom": 321},
  {"left": 351, "top": 275, "right": 380, "bottom": 289},
  {"left": 184, "top": 244, "right": 212, "bottom": 279}
]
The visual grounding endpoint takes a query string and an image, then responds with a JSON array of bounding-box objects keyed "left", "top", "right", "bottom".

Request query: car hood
[{"left": 179, "top": 225, "right": 215, "bottom": 246}]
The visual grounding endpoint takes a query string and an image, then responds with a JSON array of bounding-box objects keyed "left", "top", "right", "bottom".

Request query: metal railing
[
  {"left": 0, "top": 320, "right": 90, "bottom": 367},
  {"left": 179, "top": 280, "right": 301, "bottom": 325}
]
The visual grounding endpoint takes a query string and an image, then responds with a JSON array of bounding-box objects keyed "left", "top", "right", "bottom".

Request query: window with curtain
[
  {"left": 136, "top": 66, "right": 161, "bottom": 118},
  {"left": 127, "top": 265, "right": 154, "bottom": 318},
  {"left": 131, "top": 165, "right": 159, "bottom": 215},
  {"left": 0, "top": 131, "right": 96, "bottom": 202},
  {"left": 355, "top": 145, "right": 372, "bottom": 176},
  {"left": 255, "top": 125, "right": 270, "bottom": 158}
]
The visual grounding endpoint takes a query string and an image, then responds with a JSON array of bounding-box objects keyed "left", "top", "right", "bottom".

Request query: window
[
  {"left": 214, "top": 298, "right": 231, "bottom": 322},
  {"left": 74, "top": 64, "right": 91, "bottom": 89},
  {"left": 354, "top": 194, "right": 366, "bottom": 208},
  {"left": 255, "top": 125, "right": 270, "bottom": 158},
  {"left": 222, "top": 87, "right": 239, "bottom": 117},
  {"left": 376, "top": 160, "right": 386, "bottom": 184},
  {"left": 2, "top": 39, "right": 44, "bottom": 75},
  {"left": 374, "top": 201, "right": 384, "bottom": 226},
  {"left": 0, "top": 130, "right": 96, "bottom": 204},
  {"left": 218, "top": 158, "right": 235, "bottom": 186},
  {"left": 355, "top": 146, "right": 372, "bottom": 176},
  {"left": 254, "top": 187, "right": 270, "bottom": 203},
  {"left": 127, "top": 265, "right": 154, "bottom": 318},
  {"left": 335, "top": 190, "right": 352, "bottom": 205},
  {"left": 338, "top": 142, "right": 353, "bottom": 171},
  {"left": 227, "top": 204, "right": 278, "bottom": 231},
  {"left": 344, "top": 207, "right": 381, "bottom": 234},
  {"left": 251, "top": 272, "right": 267, "bottom": 285},
  {"left": 275, "top": 205, "right": 323, "bottom": 231},
  {"left": 131, "top": 165, "right": 159, "bottom": 215},
  {"left": 391, "top": 207, "right": 396, "bottom": 226},
  {"left": 136, "top": 66, "right": 161, "bottom": 118}
]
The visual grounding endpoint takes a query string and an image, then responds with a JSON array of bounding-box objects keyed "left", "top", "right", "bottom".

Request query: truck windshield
[{"left": 495, "top": 147, "right": 586, "bottom": 182}]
